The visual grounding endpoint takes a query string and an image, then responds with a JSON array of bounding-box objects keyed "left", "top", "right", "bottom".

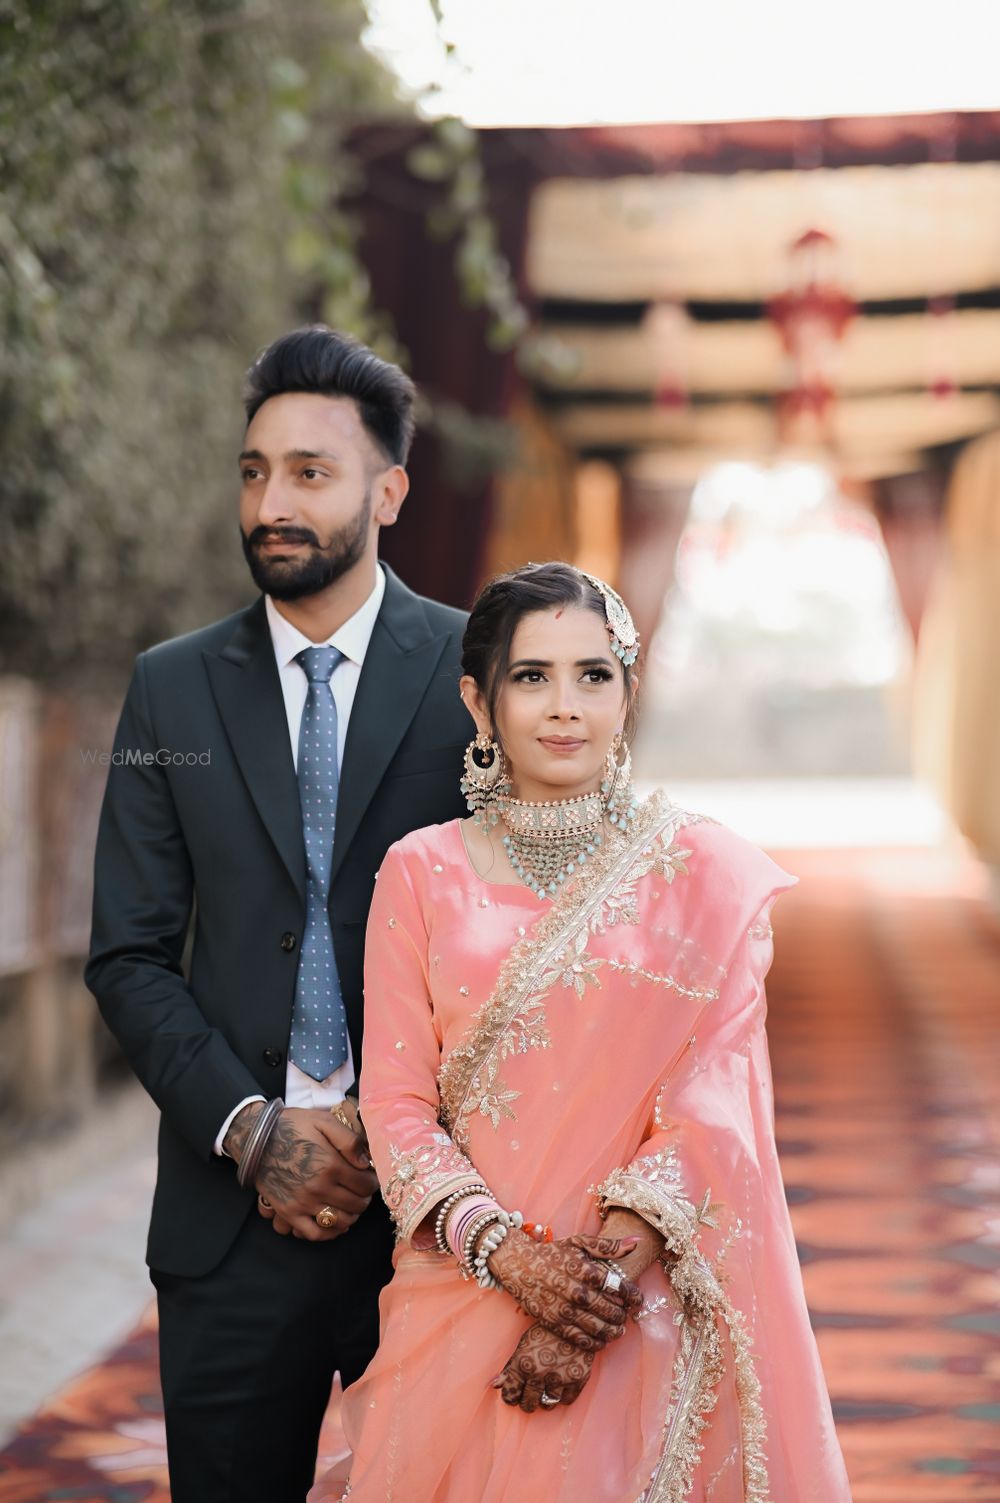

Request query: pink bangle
[{"left": 446, "top": 1196, "right": 499, "bottom": 1259}]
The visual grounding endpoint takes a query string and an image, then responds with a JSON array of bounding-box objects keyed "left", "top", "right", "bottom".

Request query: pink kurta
[{"left": 312, "top": 794, "right": 851, "bottom": 1503}]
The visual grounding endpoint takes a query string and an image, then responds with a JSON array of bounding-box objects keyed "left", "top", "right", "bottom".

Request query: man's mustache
[{"left": 246, "top": 525, "right": 320, "bottom": 549}]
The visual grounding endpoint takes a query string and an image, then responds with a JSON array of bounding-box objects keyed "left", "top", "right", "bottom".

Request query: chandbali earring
[
  {"left": 602, "top": 731, "right": 639, "bottom": 831},
  {"left": 460, "top": 732, "right": 510, "bottom": 829}
]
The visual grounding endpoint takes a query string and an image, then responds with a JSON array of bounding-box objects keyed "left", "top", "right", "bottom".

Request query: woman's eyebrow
[{"left": 507, "top": 657, "right": 613, "bottom": 669}]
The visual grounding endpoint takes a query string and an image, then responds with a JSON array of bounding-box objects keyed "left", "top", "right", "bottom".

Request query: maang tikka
[
  {"left": 460, "top": 732, "right": 511, "bottom": 829},
  {"left": 578, "top": 570, "right": 640, "bottom": 667}
]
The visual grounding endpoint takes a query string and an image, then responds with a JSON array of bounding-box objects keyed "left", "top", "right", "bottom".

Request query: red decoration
[
  {"left": 927, "top": 293, "right": 958, "bottom": 400},
  {"left": 643, "top": 300, "right": 690, "bottom": 410},
  {"left": 768, "top": 228, "right": 856, "bottom": 440}
]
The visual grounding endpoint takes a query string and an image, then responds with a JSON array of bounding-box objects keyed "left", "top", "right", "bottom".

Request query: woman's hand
[
  {"left": 492, "top": 1321, "right": 596, "bottom": 1412},
  {"left": 486, "top": 1230, "right": 642, "bottom": 1350}
]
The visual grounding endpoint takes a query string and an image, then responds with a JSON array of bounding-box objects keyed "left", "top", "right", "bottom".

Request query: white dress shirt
[{"left": 214, "top": 565, "right": 386, "bottom": 1154}]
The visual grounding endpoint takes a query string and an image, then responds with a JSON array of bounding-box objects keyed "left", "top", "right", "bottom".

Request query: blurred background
[{"left": 1, "top": 2, "right": 999, "bottom": 1499}]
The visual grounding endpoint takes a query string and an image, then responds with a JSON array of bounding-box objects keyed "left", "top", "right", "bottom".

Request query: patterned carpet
[{"left": 1, "top": 846, "right": 997, "bottom": 1501}]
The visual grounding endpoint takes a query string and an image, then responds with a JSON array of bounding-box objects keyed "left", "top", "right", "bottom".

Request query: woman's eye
[
  {"left": 584, "top": 669, "right": 613, "bottom": 683},
  {"left": 512, "top": 670, "right": 545, "bottom": 683}
]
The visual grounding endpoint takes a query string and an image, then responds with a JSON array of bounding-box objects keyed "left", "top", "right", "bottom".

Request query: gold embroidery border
[
  {"left": 601, "top": 1176, "right": 771, "bottom": 1503},
  {"left": 437, "top": 792, "right": 685, "bottom": 1147}
]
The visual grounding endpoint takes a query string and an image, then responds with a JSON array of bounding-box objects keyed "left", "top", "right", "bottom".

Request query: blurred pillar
[
  {"left": 872, "top": 468, "right": 949, "bottom": 643},
  {"left": 574, "top": 460, "right": 622, "bottom": 585},
  {"left": 352, "top": 126, "right": 540, "bottom": 609},
  {"left": 618, "top": 473, "right": 693, "bottom": 649},
  {"left": 481, "top": 397, "right": 577, "bottom": 581},
  {"left": 914, "top": 430, "right": 1000, "bottom": 869}
]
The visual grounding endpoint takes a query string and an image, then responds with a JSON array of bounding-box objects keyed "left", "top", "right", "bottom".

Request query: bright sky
[{"left": 364, "top": 0, "right": 1000, "bottom": 126}]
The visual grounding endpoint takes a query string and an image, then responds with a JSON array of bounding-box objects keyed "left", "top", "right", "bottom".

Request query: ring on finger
[
  {"left": 602, "top": 1258, "right": 627, "bottom": 1294},
  {"left": 539, "top": 1392, "right": 559, "bottom": 1408},
  {"left": 315, "top": 1205, "right": 338, "bottom": 1230}
]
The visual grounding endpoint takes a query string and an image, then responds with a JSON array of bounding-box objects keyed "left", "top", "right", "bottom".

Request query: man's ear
[{"left": 373, "top": 465, "right": 409, "bottom": 527}]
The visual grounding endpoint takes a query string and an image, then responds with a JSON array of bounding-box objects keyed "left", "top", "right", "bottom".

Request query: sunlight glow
[{"left": 364, "top": 0, "right": 1000, "bottom": 127}]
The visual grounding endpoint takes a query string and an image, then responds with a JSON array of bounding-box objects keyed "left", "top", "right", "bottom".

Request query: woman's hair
[
  {"left": 461, "top": 561, "right": 638, "bottom": 747},
  {"left": 243, "top": 325, "right": 417, "bottom": 465}
]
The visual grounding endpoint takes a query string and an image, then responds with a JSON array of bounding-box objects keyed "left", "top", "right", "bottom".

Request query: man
[{"left": 86, "top": 327, "right": 471, "bottom": 1502}]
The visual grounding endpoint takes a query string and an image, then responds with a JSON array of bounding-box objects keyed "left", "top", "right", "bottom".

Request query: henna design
[
  {"left": 487, "top": 1230, "right": 640, "bottom": 1350},
  {"left": 497, "top": 1322, "right": 597, "bottom": 1412}
]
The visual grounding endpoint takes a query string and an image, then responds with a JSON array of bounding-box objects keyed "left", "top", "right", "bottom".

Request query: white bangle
[{"left": 472, "top": 1208, "right": 524, "bottom": 1289}]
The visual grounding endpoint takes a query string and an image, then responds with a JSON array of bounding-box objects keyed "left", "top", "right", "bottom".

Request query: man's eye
[
  {"left": 302, "top": 467, "right": 325, "bottom": 480},
  {"left": 241, "top": 468, "right": 261, "bottom": 482}
]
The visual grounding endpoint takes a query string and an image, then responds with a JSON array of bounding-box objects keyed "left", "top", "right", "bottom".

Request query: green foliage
[{"left": 0, "top": 0, "right": 403, "bottom": 686}]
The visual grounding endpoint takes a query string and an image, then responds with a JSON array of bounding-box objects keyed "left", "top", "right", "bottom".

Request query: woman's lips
[{"left": 538, "top": 737, "right": 586, "bottom": 755}]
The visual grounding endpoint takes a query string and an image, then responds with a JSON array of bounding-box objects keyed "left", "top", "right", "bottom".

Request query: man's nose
[{"left": 255, "top": 477, "right": 295, "bottom": 525}]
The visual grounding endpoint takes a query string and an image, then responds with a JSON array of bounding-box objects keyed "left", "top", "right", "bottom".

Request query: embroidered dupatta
[{"left": 327, "top": 797, "right": 851, "bottom": 1503}]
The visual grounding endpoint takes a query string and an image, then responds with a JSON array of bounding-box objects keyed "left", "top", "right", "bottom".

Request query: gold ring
[
  {"left": 331, "top": 1106, "right": 356, "bottom": 1133},
  {"left": 315, "top": 1205, "right": 338, "bottom": 1230}
]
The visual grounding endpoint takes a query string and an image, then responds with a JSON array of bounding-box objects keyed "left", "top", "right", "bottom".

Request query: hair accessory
[
  {"left": 578, "top": 570, "right": 640, "bottom": 667},
  {"left": 460, "top": 733, "right": 511, "bottom": 829}
]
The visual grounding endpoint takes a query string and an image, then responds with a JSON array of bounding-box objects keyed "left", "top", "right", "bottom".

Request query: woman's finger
[
  {"left": 565, "top": 1284, "right": 630, "bottom": 1325},
  {"left": 499, "top": 1367, "right": 524, "bottom": 1407},
  {"left": 519, "top": 1374, "right": 546, "bottom": 1413},
  {"left": 537, "top": 1377, "right": 564, "bottom": 1411},
  {"left": 566, "top": 1305, "right": 625, "bottom": 1347}
]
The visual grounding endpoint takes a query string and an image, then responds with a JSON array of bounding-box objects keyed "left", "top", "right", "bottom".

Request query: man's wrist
[{"left": 223, "top": 1100, "right": 266, "bottom": 1163}]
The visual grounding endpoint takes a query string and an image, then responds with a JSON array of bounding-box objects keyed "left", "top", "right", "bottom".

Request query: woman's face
[{"left": 461, "top": 606, "right": 629, "bottom": 803}]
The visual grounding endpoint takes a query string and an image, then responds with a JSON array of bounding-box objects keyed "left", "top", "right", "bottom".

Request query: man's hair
[{"left": 243, "top": 326, "right": 417, "bottom": 465}]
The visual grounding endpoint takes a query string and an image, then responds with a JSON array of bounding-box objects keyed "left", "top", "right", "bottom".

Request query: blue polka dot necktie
[{"left": 289, "top": 645, "right": 349, "bottom": 1081}]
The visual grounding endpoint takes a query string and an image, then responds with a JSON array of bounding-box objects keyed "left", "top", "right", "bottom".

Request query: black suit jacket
[{"left": 86, "top": 568, "right": 470, "bottom": 1276}]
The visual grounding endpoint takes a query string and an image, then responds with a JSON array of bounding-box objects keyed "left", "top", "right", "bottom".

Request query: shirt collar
[{"left": 264, "top": 564, "right": 385, "bottom": 672}]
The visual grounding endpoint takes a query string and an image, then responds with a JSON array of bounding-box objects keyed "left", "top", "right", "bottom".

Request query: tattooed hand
[
  {"left": 485, "top": 1230, "right": 642, "bottom": 1350},
  {"left": 225, "top": 1104, "right": 377, "bottom": 1241},
  {"left": 493, "top": 1321, "right": 596, "bottom": 1412}
]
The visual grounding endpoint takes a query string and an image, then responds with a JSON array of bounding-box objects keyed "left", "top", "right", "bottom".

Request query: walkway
[{"left": 0, "top": 840, "right": 997, "bottom": 1499}]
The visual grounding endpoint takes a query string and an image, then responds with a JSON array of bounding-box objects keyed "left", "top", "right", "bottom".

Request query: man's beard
[{"left": 240, "top": 487, "right": 372, "bottom": 601}]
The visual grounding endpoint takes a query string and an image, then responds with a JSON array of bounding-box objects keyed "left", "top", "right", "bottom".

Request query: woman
[{"left": 313, "top": 562, "right": 850, "bottom": 1503}]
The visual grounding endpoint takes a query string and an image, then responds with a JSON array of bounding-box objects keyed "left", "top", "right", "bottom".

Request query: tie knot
[{"left": 296, "top": 645, "right": 343, "bottom": 684}]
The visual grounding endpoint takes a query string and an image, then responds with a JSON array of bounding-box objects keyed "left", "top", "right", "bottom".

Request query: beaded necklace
[{"left": 497, "top": 767, "right": 639, "bottom": 900}]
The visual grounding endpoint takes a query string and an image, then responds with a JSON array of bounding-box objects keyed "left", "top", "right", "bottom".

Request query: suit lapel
[
  {"left": 330, "top": 568, "right": 451, "bottom": 889},
  {"left": 203, "top": 598, "right": 306, "bottom": 900}
]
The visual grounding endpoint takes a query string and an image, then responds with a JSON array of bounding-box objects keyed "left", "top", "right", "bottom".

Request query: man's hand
[
  {"left": 225, "top": 1103, "right": 377, "bottom": 1241},
  {"left": 493, "top": 1322, "right": 596, "bottom": 1412},
  {"left": 485, "top": 1230, "right": 641, "bottom": 1350}
]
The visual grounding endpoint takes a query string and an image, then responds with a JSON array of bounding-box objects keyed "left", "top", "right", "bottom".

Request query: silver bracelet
[
  {"left": 235, "top": 1097, "right": 284, "bottom": 1189},
  {"left": 467, "top": 1207, "right": 524, "bottom": 1289},
  {"left": 433, "top": 1183, "right": 489, "bottom": 1254},
  {"left": 460, "top": 1208, "right": 504, "bottom": 1277}
]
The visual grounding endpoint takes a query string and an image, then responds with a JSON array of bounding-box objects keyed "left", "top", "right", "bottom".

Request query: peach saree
[{"left": 313, "top": 793, "right": 851, "bottom": 1503}]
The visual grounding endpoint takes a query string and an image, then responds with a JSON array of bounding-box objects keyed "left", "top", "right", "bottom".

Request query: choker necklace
[
  {"left": 499, "top": 790, "right": 604, "bottom": 899},
  {"left": 497, "top": 752, "right": 639, "bottom": 900}
]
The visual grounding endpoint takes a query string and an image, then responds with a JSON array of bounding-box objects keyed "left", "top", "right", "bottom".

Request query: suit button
[
  {"left": 280, "top": 932, "right": 297, "bottom": 952},
  {"left": 262, "top": 1047, "right": 284, "bottom": 1068}
]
